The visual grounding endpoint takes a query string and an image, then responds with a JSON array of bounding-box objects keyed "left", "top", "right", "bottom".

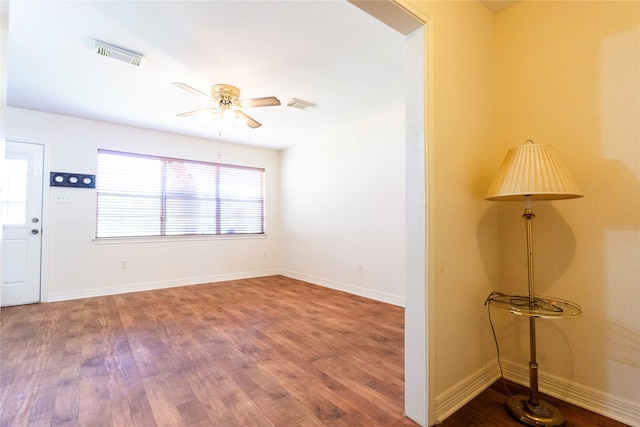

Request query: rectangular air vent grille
[
  {"left": 287, "top": 98, "right": 317, "bottom": 111},
  {"left": 94, "top": 40, "right": 144, "bottom": 66}
]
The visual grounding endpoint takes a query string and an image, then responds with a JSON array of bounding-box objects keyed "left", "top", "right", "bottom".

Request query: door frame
[
  {"left": 4, "top": 136, "right": 51, "bottom": 303},
  {"left": 347, "top": 3, "right": 429, "bottom": 424}
]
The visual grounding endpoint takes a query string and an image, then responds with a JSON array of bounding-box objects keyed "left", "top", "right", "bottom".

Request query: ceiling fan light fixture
[
  {"left": 287, "top": 98, "right": 317, "bottom": 111},
  {"left": 94, "top": 40, "right": 144, "bottom": 67},
  {"left": 216, "top": 118, "right": 232, "bottom": 132},
  {"left": 222, "top": 108, "right": 236, "bottom": 122},
  {"left": 174, "top": 82, "right": 274, "bottom": 130},
  {"left": 235, "top": 115, "right": 248, "bottom": 128}
]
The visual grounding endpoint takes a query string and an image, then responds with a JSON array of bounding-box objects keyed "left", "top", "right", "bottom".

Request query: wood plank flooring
[
  {"left": 1, "top": 275, "right": 628, "bottom": 426},
  {"left": 0, "top": 276, "right": 420, "bottom": 427}
]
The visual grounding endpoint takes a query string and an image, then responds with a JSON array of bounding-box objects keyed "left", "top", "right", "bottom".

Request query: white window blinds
[{"left": 96, "top": 150, "right": 264, "bottom": 238}]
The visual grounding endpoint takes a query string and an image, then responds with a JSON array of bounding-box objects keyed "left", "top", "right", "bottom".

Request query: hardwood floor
[
  {"left": 1, "top": 275, "right": 628, "bottom": 427},
  {"left": 0, "top": 276, "right": 420, "bottom": 427}
]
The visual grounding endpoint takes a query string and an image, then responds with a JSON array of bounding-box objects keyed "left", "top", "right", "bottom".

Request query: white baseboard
[
  {"left": 47, "top": 269, "right": 405, "bottom": 306},
  {"left": 434, "top": 361, "right": 639, "bottom": 426},
  {"left": 279, "top": 269, "right": 405, "bottom": 307},
  {"left": 502, "top": 361, "right": 640, "bottom": 426},
  {"left": 46, "top": 269, "right": 280, "bottom": 302},
  {"left": 434, "top": 363, "right": 500, "bottom": 423}
]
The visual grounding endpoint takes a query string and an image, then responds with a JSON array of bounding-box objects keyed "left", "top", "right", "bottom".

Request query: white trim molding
[
  {"left": 434, "top": 363, "right": 500, "bottom": 424},
  {"left": 280, "top": 270, "right": 405, "bottom": 307},
  {"left": 434, "top": 360, "right": 639, "bottom": 426},
  {"left": 46, "top": 269, "right": 279, "bottom": 302},
  {"left": 502, "top": 361, "right": 640, "bottom": 427}
]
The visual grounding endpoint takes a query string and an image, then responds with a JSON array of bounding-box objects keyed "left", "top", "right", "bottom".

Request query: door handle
[{"left": 31, "top": 229, "right": 39, "bottom": 235}]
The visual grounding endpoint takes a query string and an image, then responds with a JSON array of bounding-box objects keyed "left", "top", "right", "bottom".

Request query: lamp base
[{"left": 507, "top": 395, "right": 566, "bottom": 427}]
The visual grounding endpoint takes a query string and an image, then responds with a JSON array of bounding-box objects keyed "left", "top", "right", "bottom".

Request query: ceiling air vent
[
  {"left": 287, "top": 98, "right": 317, "bottom": 111},
  {"left": 94, "top": 40, "right": 144, "bottom": 67}
]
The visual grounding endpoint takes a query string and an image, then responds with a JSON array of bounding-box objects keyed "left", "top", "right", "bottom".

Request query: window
[
  {"left": 96, "top": 150, "right": 264, "bottom": 238},
  {"left": 1, "top": 157, "right": 28, "bottom": 225}
]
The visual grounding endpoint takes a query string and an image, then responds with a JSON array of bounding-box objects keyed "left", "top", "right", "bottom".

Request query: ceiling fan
[{"left": 173, "top": 82, "right": 280, "bottom": 129}]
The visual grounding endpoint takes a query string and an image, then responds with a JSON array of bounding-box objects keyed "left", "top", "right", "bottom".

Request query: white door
[{"left": 1, "top": 140, "right": 44, "bottom": 306}]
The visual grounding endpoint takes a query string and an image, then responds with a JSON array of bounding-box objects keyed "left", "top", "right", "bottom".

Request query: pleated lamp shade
[{"left": 486, "top": 141, "right": 583, "bottom": 201}]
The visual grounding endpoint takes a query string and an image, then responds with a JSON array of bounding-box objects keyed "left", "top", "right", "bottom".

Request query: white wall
[
  {"left": 279, "top": 105, "right": 406, "bottom": 306},
  {"left": 7, "top": 107, "right": 281, "bottom": 301},
  {"left": 6, "top": 104, "right": 407, "bottom": 305}
]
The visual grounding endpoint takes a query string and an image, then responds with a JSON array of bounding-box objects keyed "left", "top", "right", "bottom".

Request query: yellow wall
[
  {"left": 398, "top": 1, "right": 499, "bottom": 422},
  {"left": 399, "top": 0, "right": 639, "bottom": 424},
  {"left": 496, "top": 0, "right": 640, "bottom": 409}
]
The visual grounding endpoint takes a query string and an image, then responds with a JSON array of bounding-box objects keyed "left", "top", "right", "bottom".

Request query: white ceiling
[{"left": 6, "top": 1, "right": 407, "bottom": 150}]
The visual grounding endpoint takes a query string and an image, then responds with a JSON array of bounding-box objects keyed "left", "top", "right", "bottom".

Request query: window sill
[{"left": 92, "top": 234, "right": 268, "bottom": 245}]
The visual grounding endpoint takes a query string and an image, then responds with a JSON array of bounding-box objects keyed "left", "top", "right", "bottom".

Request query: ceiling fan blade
[
  {"left": 236, "top": 110, "right": 262, "bottom": 128},
  {"left": 239, "top": 96, "right": 281, "bottom": 108},
  {"left": 176, "top": 107, "right": 220, "bottom": 117},
  {"left": 172, "top": 82, "right": 215, "bottom": 102}
]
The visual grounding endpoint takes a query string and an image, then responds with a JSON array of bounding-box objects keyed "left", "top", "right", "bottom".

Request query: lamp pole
[
  {"left": 506, "top": 197, "right": 565, "bottom": 426},
  {"left": 524, "top": 204, "right": 541, "bottom": 407}
]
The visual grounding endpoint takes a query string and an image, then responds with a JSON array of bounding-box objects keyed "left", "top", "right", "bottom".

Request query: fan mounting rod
[{"left": 211, "top": 84, "right": 241, "bottom": 106}]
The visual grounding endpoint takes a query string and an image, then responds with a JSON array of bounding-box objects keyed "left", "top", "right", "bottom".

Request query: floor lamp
[{"left": 485, "top": 140, "right": 583, "bottom": 427}]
